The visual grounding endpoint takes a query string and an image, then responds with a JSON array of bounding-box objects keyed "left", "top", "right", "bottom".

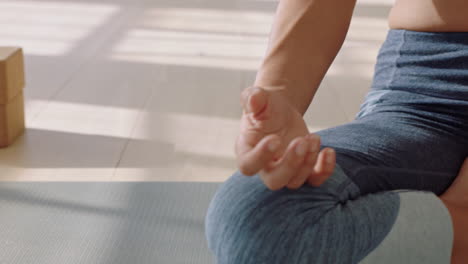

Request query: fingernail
[
  {"left": 310, "top": 140, "right": 319, "bottom": 153},
  {"left": 268, "top": 140, "right": 280, "bottom": 152},
  {"left": 326, "top": 149, "right": 335, "bottom": 164},
  {"left": 296, "top": 141, "right": 307, "bottom": 156}
]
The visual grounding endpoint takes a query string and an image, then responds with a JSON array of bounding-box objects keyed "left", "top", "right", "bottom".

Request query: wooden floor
[{"left": 0, "top": 0, "right": 392, "bottom": 182}]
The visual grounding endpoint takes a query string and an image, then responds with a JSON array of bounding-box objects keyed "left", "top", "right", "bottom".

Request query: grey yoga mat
[{"left": 0, "top": 182, "right": 221, "bottom": 264}]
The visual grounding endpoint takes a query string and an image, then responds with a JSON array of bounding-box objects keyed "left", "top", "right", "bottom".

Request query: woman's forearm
[{"left": 254, "top": 0, "right": 357, "bottom": 115}]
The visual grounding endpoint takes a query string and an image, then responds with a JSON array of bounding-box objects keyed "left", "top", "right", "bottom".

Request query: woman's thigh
[{"left": 315, "top": 110, "right": 468, "bottom": 195}]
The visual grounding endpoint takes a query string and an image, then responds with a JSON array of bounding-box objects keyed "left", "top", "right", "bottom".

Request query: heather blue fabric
[
  {"left": 205, "top": 29, "right": 467, "bottom": 263},
  {"left": 321, "top": 29, "right": 468, "bottom": 196}
]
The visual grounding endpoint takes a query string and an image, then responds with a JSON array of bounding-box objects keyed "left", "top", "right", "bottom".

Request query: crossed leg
[{"left": 206, "top": 104, "right": 468, "bottom": 263}]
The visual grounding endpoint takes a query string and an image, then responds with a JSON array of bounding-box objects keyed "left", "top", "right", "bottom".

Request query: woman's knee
[
  {"left": 205, "top": 170, "right": 273, "bottom": 262},
  {"left": 205, "top": 169, "right": 354, "bottom": 263}
]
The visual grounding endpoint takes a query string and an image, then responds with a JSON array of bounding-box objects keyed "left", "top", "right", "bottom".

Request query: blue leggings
[{"left": 205, "top": 30, "right": 468, "bottom": 263}]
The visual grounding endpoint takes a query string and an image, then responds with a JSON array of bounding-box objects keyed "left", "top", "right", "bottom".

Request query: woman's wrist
[
  {"left": 252, "top": 82, "right": 299, "bottom": 112},
  {"left": 253, "top": 67, "right": 319, "bottom": 116}
]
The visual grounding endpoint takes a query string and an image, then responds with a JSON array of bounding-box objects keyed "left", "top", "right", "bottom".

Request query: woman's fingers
[
  {"left": 236, "top": 133, "right": 282, "bottom": 176},
  {"left": 260, "top": 137, "right": 309, "bottom": 191},
  {"left": 240, "top": 86, "right": 268, "bottom": 118},
  {"left": 307, "top": 148, "right": 336, "bottom": 187},
  {"left": 236, "top": 128, "right": 337, "bottom": 190},
  {"left": 286, "top": 134, "right": 321, "bottom": 189}
]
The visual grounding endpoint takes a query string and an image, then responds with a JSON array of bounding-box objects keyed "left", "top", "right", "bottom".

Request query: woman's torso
[{"left": 389, "top": 0, "right": 468, "bottom": 32}]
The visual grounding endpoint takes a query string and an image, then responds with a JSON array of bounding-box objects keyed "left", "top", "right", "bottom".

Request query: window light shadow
[{"left": 0, "top": 1, "right": 119, "bottom": 56}]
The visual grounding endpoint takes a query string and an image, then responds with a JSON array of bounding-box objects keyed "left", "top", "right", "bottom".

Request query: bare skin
[
  {"left": 389, "top": 0, "right": 468, "bottom": 32},
  {"left": 235, "top": 0, "right": 468, "bottom": 262},
  {"left": 237, "top": 86, "right": 336, "bottom": 191},
  {"left": 440, "top": 159, "right": 468, "bottom": 264},
  {"left": 237, "top": 0, "right": 356, "bottom": 190}
]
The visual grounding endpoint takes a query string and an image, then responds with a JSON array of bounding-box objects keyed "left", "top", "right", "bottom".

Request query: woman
[{"left": 205, "top": 0, "right": 468, "bottom": 263}]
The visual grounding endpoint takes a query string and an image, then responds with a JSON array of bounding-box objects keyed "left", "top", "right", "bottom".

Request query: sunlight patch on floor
[
  {"left": 0, "top": 1, "right": 119, "bottom": 56},
  {"left": 27, "top": 100, "right": 140, "bottom": 138},
  {"left": 109, "top": 7, "right": 274, "bottom": 70},
  {"left": 110, "top": 28, "right": 267, "bottom": 70},
  {"left": 139, "top": 8, "right": 273, "bottom": 35}
]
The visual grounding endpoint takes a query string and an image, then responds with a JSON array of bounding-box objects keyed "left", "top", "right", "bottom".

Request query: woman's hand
[{"left": 235, "top": 86, "right": 336, "bottom": 191}]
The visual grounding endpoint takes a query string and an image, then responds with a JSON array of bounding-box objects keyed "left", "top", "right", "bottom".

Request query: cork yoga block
[
  {"left": 0, "top": 47, "right": 25, "bottom": 104},
  {"left": 0, "top": 92, "right": 25, "bottom": 147}
]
